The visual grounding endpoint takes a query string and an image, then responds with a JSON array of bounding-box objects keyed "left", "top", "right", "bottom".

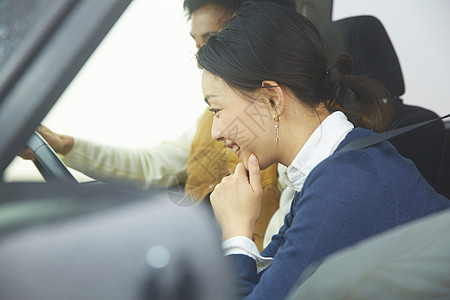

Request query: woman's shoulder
[
  {"left": 302, "top": 128, "right": 408, "bottom": 197},
  {"left": 303, "top": 127, "right": 436, "bottom": 207},
  {"left": 329, "top": 127, "right": 404, "bottom": 171}
]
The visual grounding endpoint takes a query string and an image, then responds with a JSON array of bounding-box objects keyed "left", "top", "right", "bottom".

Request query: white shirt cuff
[{"left": 222, "top": 236, "right": 273, "bottom": 273}]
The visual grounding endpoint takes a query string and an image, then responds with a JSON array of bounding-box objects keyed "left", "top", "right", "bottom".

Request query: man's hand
[
  {"left": 210, "top": 153, "right": 263, "bottom": 241},
  {"left": 19, "top": 125, "right": 74, "bottom": 160}
]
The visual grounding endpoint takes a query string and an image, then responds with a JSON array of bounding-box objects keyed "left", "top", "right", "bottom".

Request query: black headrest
[{"left": 320, "top": 15, "right": 405, "bottom": 97}]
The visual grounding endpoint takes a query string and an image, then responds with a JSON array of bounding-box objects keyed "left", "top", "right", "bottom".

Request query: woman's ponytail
[{"left": 324, "top": 54, "right": 392, "bottom": 132}]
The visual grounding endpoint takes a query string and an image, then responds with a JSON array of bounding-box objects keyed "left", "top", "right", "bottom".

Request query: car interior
[
  {"left": 0, "top": 1, "right": 232, "bottom": 299},
  {"left": 0, "top": 0, "right": 448, "bottom": 298},
  {"left": 286, "top": 11, "right": 450, "bottom": 298},
  {"left": 320, "top": 14, "right": 449, "bottom": 198}
]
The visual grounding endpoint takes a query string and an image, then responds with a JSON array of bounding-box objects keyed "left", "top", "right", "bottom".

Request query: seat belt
[{"left": 340, "top": 113, "right": 450, "bottom": 152}]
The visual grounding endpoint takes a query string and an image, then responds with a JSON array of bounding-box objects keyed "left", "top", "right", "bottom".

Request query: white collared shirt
[
  {"left": 222, "top": 111, "right": 354, "bottom": 271},
  {"left": 284, "top": 111, "right": 354, "bottom": 191}
]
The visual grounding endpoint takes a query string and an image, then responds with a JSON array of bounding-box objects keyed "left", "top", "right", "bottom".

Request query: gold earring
[{"left": 273, "top": 110, "right": 279, "bottom": 144}]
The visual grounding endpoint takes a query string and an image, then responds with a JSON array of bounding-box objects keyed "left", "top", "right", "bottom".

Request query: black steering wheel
[{"left": 26, "top": 132, "right": 78, "bottom": 183}]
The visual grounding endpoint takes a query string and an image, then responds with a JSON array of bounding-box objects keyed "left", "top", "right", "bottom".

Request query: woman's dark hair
[{"left": 197, "top": 1, "right": 392, "bottom": 132}]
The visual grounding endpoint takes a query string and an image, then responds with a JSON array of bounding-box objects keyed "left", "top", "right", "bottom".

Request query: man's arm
[{"left": 62, "top": 126, "right": 196, "bottom": 189}]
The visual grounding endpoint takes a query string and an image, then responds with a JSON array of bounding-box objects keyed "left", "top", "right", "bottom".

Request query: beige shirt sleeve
[{"left": 62, "top": 126, "right": 196, "bottom": 190}]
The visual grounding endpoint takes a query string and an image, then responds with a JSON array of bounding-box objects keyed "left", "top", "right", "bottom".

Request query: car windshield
[{"left": 3, "top": 0, "right": 204, "bottom": 182}]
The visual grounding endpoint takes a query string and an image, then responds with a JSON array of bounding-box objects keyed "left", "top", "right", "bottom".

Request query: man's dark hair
[{"left": 183, "top": 0, "right": 296, "bottom": 19}]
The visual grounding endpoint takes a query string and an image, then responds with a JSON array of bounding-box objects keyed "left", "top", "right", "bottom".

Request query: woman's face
[{"left": 202, "top": 71, "right": 278, "bottom": 170}]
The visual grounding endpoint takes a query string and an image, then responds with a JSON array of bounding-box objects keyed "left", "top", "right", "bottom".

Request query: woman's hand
[
  {"left": 19, "top": 125, "right": 74, "bottom": 160},
  {"left": 210, "top": 153, "right": 263, "bottom": 241}
]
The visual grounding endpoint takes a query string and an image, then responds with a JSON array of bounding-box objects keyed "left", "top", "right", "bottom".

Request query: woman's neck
[{"left": 277, "top": 103, "right": 330, "bottom": 167}]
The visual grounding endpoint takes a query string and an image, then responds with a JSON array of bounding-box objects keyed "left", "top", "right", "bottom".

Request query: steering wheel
[{"left": 26, "top": 132, "right": 78, "bottom": 183}]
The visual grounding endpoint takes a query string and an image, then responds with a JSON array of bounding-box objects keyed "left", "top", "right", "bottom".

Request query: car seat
[{"left": 320, "top": 15, "right": 447, "bottom": 193}]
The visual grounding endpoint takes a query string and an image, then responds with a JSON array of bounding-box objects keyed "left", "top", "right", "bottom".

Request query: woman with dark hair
[{"left": 197, "top": 1, "right": 450, "bottom": 298}]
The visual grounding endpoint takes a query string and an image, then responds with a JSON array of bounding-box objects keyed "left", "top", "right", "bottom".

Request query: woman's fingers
[
  {"left": 234, "top": 162, "right": 247, "bottom": 177},
  {"left": 248, "top": 153, "right": 261, "bottom": 193}
]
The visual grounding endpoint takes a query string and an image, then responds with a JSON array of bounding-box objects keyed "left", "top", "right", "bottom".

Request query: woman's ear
[{"left": 262, "top": 80, "right": 286, "bottom": 117}]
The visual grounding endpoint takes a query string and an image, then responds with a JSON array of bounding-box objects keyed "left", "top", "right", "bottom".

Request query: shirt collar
[{"left": 285, "top": 111, "right": 354, "bottom": 191}]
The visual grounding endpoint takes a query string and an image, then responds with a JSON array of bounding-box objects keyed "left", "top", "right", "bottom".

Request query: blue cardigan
[{"left": 228, "top": 128, "right": 450, "bottom": 299}]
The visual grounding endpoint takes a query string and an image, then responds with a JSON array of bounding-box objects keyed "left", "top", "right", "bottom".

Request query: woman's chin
[{"left": 241, "top": 152, "right": 267, "bottom": 171}]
